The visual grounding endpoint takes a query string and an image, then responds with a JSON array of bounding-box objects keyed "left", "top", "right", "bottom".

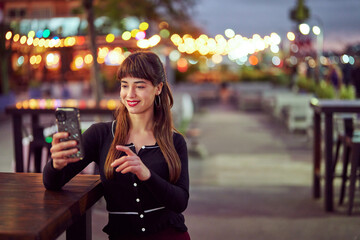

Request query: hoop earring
[{"left": 155, "top": 95, "right": 161, "bottom": 108}]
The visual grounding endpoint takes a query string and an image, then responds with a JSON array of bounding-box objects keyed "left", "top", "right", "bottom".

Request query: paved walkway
[{"left": 185, "top": 103, "right": 360, "bottom": 240}]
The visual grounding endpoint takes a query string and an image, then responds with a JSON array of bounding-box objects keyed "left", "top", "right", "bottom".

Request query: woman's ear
[{"left": 156, "top": 82, "right": 163, "bottom": 95}]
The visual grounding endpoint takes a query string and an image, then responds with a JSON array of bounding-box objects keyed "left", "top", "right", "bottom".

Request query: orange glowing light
[
  {"left": 249, "top": 55, "right": 258, "bottom": 65},
  {"left": 177, "top": 58, "right": 188, "bottom": 72},
  {"left": 100, "top": 100, "right": 107, "bottom": 109},
  {"left": 16, "top": 102, "right": 22, "bottom": 109},
  {"left": 77, "top": 36, "right": 85, "bottom": 45}
]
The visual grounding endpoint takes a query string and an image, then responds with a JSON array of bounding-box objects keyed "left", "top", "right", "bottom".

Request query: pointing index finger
[{"left": 116, "top": 145, "right": 136, "bottom": 156}]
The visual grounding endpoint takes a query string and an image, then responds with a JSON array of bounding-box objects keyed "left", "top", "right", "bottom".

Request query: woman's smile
[{"left": 127, "top": 100, "right": 140, "bottom": 107}]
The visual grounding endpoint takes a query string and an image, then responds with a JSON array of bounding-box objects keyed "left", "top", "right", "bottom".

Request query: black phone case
[{"left": 55, "top": 107, "right": 84, "bottom": 159}]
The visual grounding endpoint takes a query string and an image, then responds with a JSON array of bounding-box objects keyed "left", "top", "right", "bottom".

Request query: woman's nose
[{"left": 128, "top": 86, "right": 136, "bottom": 97}]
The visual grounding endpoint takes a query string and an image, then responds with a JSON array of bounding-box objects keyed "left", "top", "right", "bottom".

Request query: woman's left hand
[{"left": 111, "top": 145, "right": 151, "bottom": 181}]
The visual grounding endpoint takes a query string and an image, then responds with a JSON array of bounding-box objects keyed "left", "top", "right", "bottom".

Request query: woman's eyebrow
[
  {"left": 134, "top": 80, "right": 147, "bottom": 84},
  {"left": 121, "top": 80, "right": 147, "bottom": 84}
]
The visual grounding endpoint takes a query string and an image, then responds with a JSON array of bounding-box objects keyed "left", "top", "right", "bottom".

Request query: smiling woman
[{"left": 43, "top": 51, "right": 191, "bottom": 240}]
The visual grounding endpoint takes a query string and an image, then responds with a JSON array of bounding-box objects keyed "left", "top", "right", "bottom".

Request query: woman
[{"left": 43, "top": 51, "right": 190, "bottom": 240}]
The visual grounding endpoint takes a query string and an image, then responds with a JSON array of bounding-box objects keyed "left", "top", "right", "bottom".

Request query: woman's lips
[{"left": 127, "top": 100, "right": 140, "bottom": 107}]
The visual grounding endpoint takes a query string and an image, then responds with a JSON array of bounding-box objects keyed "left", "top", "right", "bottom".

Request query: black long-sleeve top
[{"left": 43, "top": 121, "right": 189, "bottom": 237}]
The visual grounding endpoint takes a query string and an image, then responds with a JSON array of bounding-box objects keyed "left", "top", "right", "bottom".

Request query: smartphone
[{"left": 55, "top": 107, "right": 84, "bottom": 159}]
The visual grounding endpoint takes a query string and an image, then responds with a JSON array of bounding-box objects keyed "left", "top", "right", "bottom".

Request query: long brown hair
[{"left": 104, "top": 51, "right": 181, "bottom": 183}]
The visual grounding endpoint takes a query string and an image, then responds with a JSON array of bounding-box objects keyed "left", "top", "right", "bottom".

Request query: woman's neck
[{"left": 128, "top": 111, "right": 154, "bottom": 133}]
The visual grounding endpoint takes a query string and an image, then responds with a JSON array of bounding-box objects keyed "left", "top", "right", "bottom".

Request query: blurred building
[{"left": 1, "top": 0, "right": 141, "bottom": 96}]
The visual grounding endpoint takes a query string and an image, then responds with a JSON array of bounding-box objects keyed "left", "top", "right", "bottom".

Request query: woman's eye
[
  {"left": 121, "top": 85, "right": 128, "bottom": 88},
  {"left": 137, "top": 86, "right": 145, "bottom": 89}
]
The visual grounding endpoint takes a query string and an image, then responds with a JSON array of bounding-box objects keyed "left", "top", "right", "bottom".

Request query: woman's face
[{"left": 120, "top": 77, "right": 163, "bottom": 115}]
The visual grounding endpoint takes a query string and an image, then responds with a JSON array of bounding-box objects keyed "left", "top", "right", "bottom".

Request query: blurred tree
[
  {"left": 0, "top": 7, "right": 10, "bottom": 95},
  {"left": 80, "top": 0, "right": 198, "bottom": 105}
]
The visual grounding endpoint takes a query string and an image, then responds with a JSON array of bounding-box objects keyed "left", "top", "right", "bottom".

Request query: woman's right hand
[{"left": 50, "top": 132, "right": 81, "bottom": 170}]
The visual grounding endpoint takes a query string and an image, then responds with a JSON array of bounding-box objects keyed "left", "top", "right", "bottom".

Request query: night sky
[{"left": 192, "top": 0, "right": 360, "bottom": 52}]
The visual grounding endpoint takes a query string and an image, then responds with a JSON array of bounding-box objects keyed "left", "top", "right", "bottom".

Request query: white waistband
[{"left": 109, "top": 206, "right": 165, "bottom": 215}]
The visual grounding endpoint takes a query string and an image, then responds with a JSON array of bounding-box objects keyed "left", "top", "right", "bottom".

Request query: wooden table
[
  {"left": 5, "top": 98, "right": 118, "bottom": 172},
  {"left": 310, "top": 99, "right": 360, "bottom": 212},
  {"left": 0, "top": 172, "right": 104, "bottom": 240}
]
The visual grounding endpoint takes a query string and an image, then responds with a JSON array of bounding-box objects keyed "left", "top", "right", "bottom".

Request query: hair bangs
[{"left": 117, "top": 52, "right": 158, "bottom": 85}]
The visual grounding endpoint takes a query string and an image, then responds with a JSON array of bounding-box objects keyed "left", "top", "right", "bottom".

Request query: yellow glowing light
[
  {"left": 66, "top": 99, "right": 78, "bottom": 108},
  {"left": 30, "top": 56, "right": 37, "bottom": 65},
  {"left": 29, "top": 99, "right": 38, "bottom": 109},
  {"left": 225, "top": 29, "right": 235, "bottom": 38},
  {"left": 97, "top": 57, "right": 105, "bottom": 64},
  {"left": 13, "top": 34, "right": 20, "bottom": 42},
  {"left": 75, "top": 56, "right": 84, "bottom": 68},
  {"left": 122, "top": 31, "right": 131, "bottom": 40},
  {"left": 36, "top": 55, "right": 42, "bottom": 64},
  {"left": 195, "top": 38, "right": 206, "bottom": 50},
  {"left": 5, "top": 31, "right": 12, "bottom": 40},
  {"left": 55, "top": 39, "right": 61, "bottom": 48},
  {"left": 149, "top": 35, "right": 161, "bottom": 47},
  {"left": 207, "top": 38, "right": 217, "bottom": 51},
  {"left": 270, "top": 32, "right": 281, "bottom": 45},
  {"left": 46, "top": 53, "right": 60, "bottom": 68},
  {"left": 199, "top": 46, "right": 209, "bottom": 56},
  {"left": 106, "top": 33, "right": 115, "bottom": 43},
  {"left": 84, "top": 54, "right": 93, "bottom": 64},
  {"left": 69, "top": 37, "right": 76, "bottom": 46},
  {"left": 312, "top": 26, "right": 321, "bottom": 35},
  {"left": 299, "top": 23, "right": 310, "bottom": 35},
  {"left": 27, "top": 37, "right": 33, "bottom": 46},
  {"left": 184, "top": 38, "right": 195, "bottom": 54},
  {"left": 170, "top": 34, "right": 182, "bottom": 46},
  {"left": 98, "top": 47, "right": 109, "bottom": 58},
  {"left": 44, "top": 39, "right": 50, "bottom": 48},
  {"left": 113, "top": 47, "right": 122, "bottom": 53},
  {"left": 131, "top": 29, "right": 139, "bottom": 38},
  {"left": 212, "top": 54, "right": 223, "bottom": 64},
  {"left": 107, "top": 50, "right": 124, "bottom": 65},
  {"left": 137, "top": 39, "right": 150, "bottom": 49},
  {"left": 33, "top": 38, "right": 39, "bottom": 46},
  {"left": 28, "top": 31, "right": 36, "bottom": 38},
  {"left": 107, "top": 99, "right": 117, "bottom": 110},
  {"left": 49, "top": 39, "right": 56, "bottom": 48},
  {"left": 20, "top": 36, "right": 27, "bottom": 44},
  {"left": 139, "top": 22, "right": 149, "bottom": 31},
  {"left": 199, "top": 34, "right": 209, "bottom": 41},
  {"left": 215, "top": 34, "right": 224, "bottom": 42},
  {"left": 287, "top": 32, "right": 295, "bottom": 41},
  {"left": 178, "top": 44, "right": 186, "bottom": 53},
  {"left": 39, "top": 38, "right": 45, "bottom": 47}
]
